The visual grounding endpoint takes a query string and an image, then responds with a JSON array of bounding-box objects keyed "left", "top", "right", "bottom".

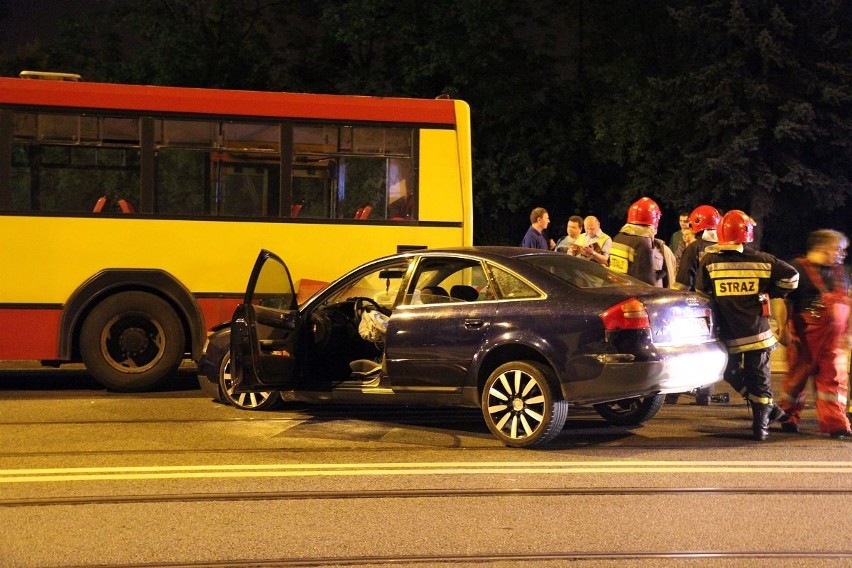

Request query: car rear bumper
[{"left": 562, "top": 341, "right": 728, "bottom": 404}]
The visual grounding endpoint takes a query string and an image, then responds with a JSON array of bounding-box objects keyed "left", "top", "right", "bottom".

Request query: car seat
[
  {"left": 117, "top": 199, "right": 135, "bottom": 213},
  {"left": 92, "top": 196, "right": 107, "bottom": 213},
  {"left": 450, "top": 285, "right": 479, "bottom": 302},
  {"left": 420, "top": 285, "right": 449, "bottom": 304}
]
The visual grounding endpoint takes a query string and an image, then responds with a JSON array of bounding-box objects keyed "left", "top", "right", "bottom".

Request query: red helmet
[
  {"left": 718, "top": 210, "right": 755, "bottom": 245},
  {"left": 688, "top": 205, "right": 721, "bottom": 234},
  {"left": 626, "top": 197, "right": 661, "bottom": 230}
]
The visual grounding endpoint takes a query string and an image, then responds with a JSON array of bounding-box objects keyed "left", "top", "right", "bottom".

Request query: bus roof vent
[{"left": 19, "top": 71, "right": 82, "bottom": 81}]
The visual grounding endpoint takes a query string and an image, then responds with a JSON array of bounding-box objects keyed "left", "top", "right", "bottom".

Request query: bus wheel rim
[{"left": 99, "top": 312, "right": 165, "bottom": 373}]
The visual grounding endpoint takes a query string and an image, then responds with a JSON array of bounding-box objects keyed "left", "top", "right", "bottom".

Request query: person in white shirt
[{"left": 570, "top": 216, "right": 612, "bottom": 265}]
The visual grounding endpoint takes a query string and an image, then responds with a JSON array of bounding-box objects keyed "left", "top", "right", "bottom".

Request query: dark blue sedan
[{"left": 199, "top": 247, "right": 727, "bottom": 447}]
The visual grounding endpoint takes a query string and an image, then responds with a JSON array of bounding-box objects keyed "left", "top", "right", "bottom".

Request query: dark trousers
[{"left": 724, "top": 348, "right": 773, "bottom": 404}]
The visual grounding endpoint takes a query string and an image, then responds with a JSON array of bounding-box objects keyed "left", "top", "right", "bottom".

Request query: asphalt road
[{"left": 1, "top": 367, "right": 851, "bottom": 568}]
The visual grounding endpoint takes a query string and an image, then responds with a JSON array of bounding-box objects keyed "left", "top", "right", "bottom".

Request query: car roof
[{"left": 407, "top": 246, "right": 559, "bottom": 262}]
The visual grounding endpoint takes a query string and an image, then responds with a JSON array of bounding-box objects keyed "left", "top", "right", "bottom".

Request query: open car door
[{"left": 230, "top": 249, "right": 300, "bottom": 393}]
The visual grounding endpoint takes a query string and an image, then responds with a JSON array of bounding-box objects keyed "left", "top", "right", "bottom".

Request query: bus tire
[{"left": 80, "top": 291, "right": 185, "bottom": 392}]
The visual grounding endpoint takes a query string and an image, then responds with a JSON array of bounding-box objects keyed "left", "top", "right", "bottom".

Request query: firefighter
[
  {"left": 696, "top": 210, "right": 799, "bottom": 440},
  {"left": 673, "top": 204, "right": 721, "bottom": 292},
  {"left": 776, "top": 229, "right": 851, "bottom": 438},
  {"left": 609, "top": 197, "right": 662, "bottom": 285}
]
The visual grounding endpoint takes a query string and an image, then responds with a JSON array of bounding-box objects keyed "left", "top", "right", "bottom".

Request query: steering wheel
[{"left": 352, "top": 296, "right": 388, "bottom": 323}]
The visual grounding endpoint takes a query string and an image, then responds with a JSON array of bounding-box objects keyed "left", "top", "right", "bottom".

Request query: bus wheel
[{"left": 80, "top": 291, "right": 185, "bottom": 392}]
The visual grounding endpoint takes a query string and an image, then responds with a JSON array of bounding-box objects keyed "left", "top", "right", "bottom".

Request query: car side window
[
  {"left": 403, "top": 258, "right": 493, "bottom": 305},
  {"left": 488, "top": 264, "right": 541, "bottom": 299},
  {"left": 251, "top": 255, "right": 296, "bottom": 310}
]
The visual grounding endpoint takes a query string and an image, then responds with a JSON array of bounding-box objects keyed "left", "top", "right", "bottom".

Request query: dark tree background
[{"left": 2, "top": 0, "right": 850, "bottom": 258}]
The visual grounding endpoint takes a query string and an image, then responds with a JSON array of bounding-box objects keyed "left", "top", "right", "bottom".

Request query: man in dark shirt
[{"left": 521, "top": 207, "right": 554, "bottom": 250}]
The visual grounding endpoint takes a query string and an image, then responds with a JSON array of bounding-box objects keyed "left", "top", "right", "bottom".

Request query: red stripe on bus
[
  {"left": 0, "top": 308, "right": 60, "bottom": 359},
  {"left": 0, "top": 78, "right": 458, "bottom": 125}
]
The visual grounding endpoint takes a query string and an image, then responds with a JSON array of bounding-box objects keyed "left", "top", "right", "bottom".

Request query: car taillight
[{"left": 599, "top": 298, "right": 650, "bottom": 331}]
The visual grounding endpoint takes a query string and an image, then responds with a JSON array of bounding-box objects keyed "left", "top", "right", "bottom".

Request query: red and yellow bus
[{"left": 0, "top": 72, "right": 472, "bottom": 391}]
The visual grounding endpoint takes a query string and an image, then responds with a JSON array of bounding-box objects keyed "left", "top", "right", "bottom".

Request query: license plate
[{"left": 672, "top": 317, "right": 710, "bottom": 339}]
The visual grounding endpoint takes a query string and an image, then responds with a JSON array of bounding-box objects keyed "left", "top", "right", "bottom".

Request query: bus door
[{"left": 231, "top": 249, "right": 301, "bottom": 392}]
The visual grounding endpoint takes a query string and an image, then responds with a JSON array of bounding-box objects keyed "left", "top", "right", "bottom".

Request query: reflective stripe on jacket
[
  {"left": 696, "top": 247, "right": 799, "bottom": 353},
  {"left": 610, "top": 224, "right": 655, "bottom": 285}
]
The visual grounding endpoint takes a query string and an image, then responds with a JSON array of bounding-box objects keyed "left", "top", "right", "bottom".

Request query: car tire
[
  {"left": 593, "top": 393, "right": 665, "bottom": 426},
  {"left": 197, "top": 373, "right": 224, "bottom": 403},
  {"left": 218, "top": 351, "right": 281, "bottom": 411},
  {"left": 481, "top": 361, "right": 567, "bottom": 448},
  {"left": 79, "top": 291, "right": 184, "bottom": 392}
]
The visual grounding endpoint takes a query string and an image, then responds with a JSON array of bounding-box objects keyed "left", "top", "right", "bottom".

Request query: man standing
[
  {"left": 555, "top": 216, "right": 584, "bottom": 253},
  {"left": 570, "top": 216, "right": 612, "bottom": 265},
  {"left": 609, "top": 197, "right": 661, "bottom": 285},
  {"left": 521, "top": 207, "right": 555, "bottom": 250},
  {"left": 668, "top": 211, "right": 691, "bottom": 255},
  {"left": 696, "top": 210, "right": 799, "bottom": 441},
  {"left": 651, "top": 234, "right": 677, "bottom": 288},
  {"left": 776, "top": 229, "right": 851, "bottom": 438}
]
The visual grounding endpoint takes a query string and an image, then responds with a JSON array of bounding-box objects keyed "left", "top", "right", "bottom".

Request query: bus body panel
[
  {"left": 419, "top": 129, "right": 464, "bottom": 224},
  {"left": 0, "top": 216, "right": 465, "bottom": 303},
  {"left": 0, "top": 77, "right": 473, "bottom": 388},
  {"left": 452, "top": 100, "right": 474, "bottom": 249}
]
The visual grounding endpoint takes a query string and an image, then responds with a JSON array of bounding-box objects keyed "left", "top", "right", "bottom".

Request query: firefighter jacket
[
  {"left": 672, "top": 231, "right": 717, "bottom": 291},
  {"left": 610, "top": 223, "right": 655, "bottom": 285},
  {"left": 696, "top": 245, "right": 799, "bottom": 353}
]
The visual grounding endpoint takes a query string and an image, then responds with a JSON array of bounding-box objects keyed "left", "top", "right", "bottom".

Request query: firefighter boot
[
  {"left": 752, "top": 403, "right": 772, "bottom": 441},
  {"left": 768, "top": 402, "right": 788, "bottom": 424}
]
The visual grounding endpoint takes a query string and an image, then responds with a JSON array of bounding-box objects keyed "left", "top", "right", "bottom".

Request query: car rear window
[{"left": 520, "top": 255, "right": 642, "bottom": 289}]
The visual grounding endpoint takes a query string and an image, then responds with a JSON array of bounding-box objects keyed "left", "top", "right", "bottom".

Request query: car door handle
[{"left": 464, "top": 319, "right": 485, "bottom": 329}]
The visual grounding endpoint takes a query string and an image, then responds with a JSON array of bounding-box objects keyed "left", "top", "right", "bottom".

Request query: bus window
[
  {"left": 37, "top": 114, "right": 80, "bottom": 142},
  {"left": 155, "top": 120, "right": 281, "bottom": 217},
  {"left": 156, "top": 149, "right": 209, "bottom": 215},
  {"left": 292, "top": 125, "right": 415, "bottom": 220},
  {"left": 223, "top": 123, "right": 279, "bottom": 153},
  {"left": 388, "top": 159, "right": 414, "bottom": 219},
  {"left": 10, "top": 112, "right": 142, "bottom": 213},
  {"left": 157, "top": 119, "right": 217, "bottom": 147},
  {"left": 12, "top": 144, "right": 141, "bottom": 213},
  {"left": 292, "top": 163, "right": 332, "bottom": 218},
  {"left": 98, "top": 117, "right": 140, "bottom": 145},
  {"left": 337, "top": 157, "right": 387, "bottom": 219},
  {"left": 219, "top": 161, "right": 279, "bottom": 218}
]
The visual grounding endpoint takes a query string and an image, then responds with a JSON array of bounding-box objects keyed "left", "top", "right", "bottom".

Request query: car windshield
[
  {"left": 520, "top": 254, "right": 643, "bottom": 289},
  {"left": 321, "top": 260, "right": 412, "bottom": 309}
]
